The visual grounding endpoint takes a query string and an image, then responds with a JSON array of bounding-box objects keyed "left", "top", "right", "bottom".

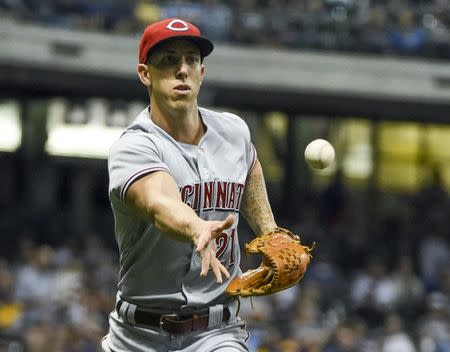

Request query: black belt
[{"left": 116, "top": 300, "right": 231, "bottom": 334}]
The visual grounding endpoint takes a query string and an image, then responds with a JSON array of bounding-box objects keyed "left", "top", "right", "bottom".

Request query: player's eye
[
  {"left": 163, "top": 55, "right": 179, "bottom": 65},
  {"left": 186, "top": 55, "right": 199, "bottom": 65}
]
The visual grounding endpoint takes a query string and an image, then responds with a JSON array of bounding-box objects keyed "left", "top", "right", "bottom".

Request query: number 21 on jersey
[{"left": 215, "top": 228, "right": 236, "bottom": 266}]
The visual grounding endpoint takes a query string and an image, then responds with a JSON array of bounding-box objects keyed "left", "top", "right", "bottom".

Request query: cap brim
[{"left": 147, "top": 36, "right": 214, "bottom": 60}]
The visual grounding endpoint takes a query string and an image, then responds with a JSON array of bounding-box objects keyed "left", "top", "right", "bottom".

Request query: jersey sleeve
[{"left": 108, "top": 131, "right": 170, "bottom": 203}]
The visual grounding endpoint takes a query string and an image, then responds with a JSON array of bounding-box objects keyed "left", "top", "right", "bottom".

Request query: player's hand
[
  {"left": 198, "top": 240, "right": 230, "bottom": 283},
  {"left": 195, "top": 214, "right": 234, "bottom": 252},
  {"left": 193, "top": 214, "right": 234, "bottom": 283}
]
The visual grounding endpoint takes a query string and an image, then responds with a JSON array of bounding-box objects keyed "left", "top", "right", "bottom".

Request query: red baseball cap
[{"left": 138, "top": 18, "right": 214, "bottom": 64}]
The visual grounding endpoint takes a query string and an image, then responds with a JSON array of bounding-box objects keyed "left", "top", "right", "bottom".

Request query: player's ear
[
  {"left": 137, "top": 64, "right": 151, "bottom": 87},
  {"left": 199, "top": 64, "right": 205, "bottom": 85}
]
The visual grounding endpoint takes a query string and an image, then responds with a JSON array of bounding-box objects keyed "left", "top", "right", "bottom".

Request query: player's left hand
[{"left": 226, "top": 227, "right": 315, "bottom": 296}]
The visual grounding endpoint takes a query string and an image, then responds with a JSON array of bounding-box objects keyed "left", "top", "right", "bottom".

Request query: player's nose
[{"left": 175, "top": 57, "right": 189, "bottom": 79}]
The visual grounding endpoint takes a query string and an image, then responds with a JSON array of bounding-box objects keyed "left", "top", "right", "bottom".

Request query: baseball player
[{"left": 102, "top": 18, "right": 279, "bottom": 352}]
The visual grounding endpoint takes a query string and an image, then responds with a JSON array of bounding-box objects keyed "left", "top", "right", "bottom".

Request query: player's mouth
[{"left": 173, "top": 84, "right": 191, "bottom": 95}]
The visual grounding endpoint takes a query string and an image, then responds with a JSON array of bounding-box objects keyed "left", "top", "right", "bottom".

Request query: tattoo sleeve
[{"left": 240, "top": 159, "right": 277, "bottom": 235}]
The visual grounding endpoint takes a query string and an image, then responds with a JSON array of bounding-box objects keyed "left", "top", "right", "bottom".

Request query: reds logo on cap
[
  {"left": 138, "top": 18, "right": 214, "bottom": 64},
  {"left": 166, "top": 19, "right": 189, "bottom": 31}
]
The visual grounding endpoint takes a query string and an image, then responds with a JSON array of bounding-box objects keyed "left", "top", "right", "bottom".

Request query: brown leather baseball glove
[{"left": 226, "top": 228, "right": 315, "bottom": 297}]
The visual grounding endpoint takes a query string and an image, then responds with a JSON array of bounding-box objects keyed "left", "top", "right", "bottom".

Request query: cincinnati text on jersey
[{"left": 179, "top": 181, "right": 245, "bottom": 212}]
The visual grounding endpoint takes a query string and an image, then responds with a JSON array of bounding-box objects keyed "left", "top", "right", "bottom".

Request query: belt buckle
[{"left": 159, "top": 313, "right": 178, "bottom": 329}]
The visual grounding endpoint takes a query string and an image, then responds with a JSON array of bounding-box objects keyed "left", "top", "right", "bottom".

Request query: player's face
[{"left": 147, "top": 40, "right": 205, "bottom": 112}]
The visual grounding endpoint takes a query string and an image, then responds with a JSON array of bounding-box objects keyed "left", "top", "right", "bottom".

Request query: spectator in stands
[
  {"left": 290, "top": 284, "right": 329, "bottom": 350},
  {"left": 353, "top": 252, "right": 424, "bottom": 320},
  {"left": 23, "top": 321, "right": 57, "bottom": 352},
  {"left": 389, "top": 255, "right": 424, "bottom": 321},
  {"left": 349, "top": 256, "right": 388, "bottom": 328},
  {"left": 419, "top": 232, "right": 450, "bottom": 292},
  {"left": 302, "top": 249, "right": 346, "bottom": 308},
  {"left": 276, "top": 337, "right": 302, "bottom": 352},
  {"left": 389, "top": 9, "right": 427, "bottom": 56},
  {"left": 417, "top": 292, "right": 450, "bottom": 352},
  {"left": 358, "top": 5, "right": 390, "bottom": 54},
  {"left": 231, "top": 0, "right": 267, "bottom": 45},
  {"left": 160, "top": 0, "right": 203, "bottom": 28},
  {"left": 198, "top": 0, "right": 232, "bottom": 42},
  {"left": 238, "top": 295, "right": 273, "bottom": 352},
  {"left": 13, "top": 245, "right": 57, "bottom": 325},
  {"left": 323, "top": 321, "right": 365, "bottom": 352},
  {"left": 297, "top": 0, "right": 325, "bottom": 49},
  {"left": 381, "top": 313, "right": 417, "bottom": 352},
  {"left": 270, "top": 285, "right": 304, "bottom": 338},
  {"left": 0, "top": 259, "right": 22, "bottom": 331}
]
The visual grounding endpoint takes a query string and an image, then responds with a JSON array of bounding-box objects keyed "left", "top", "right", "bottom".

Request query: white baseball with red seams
[{"left": 304, "top": 139, "right": 335, "bottom": 170}]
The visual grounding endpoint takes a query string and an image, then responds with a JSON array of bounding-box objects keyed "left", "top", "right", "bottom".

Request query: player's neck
[{"left": 149, "top": 104, "right": 205, "bottom": 145}]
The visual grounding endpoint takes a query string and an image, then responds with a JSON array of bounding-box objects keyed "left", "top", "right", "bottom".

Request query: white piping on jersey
[
  {"left": 120, "top": 166, "right": 171, "bottom": 202},
  {"left": 248, "top": 144, "right": 257, "bottom": 175}
]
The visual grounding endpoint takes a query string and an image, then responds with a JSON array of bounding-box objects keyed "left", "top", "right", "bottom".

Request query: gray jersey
[{"left": 108, "top": 107, "right": 256, "bottom": 310}]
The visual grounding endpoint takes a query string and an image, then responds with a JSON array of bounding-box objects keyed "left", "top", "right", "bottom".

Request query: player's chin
[{"left": 170, "top": 97, "right": 195, "bottom": 109}]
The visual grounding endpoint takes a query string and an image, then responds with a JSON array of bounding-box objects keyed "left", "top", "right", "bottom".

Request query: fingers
[
  {"left": 196, "top": 235, "right": 209, "bottom": 252},
  {"left": 200, "top": 249, "right": 211, "bottom": 277},
  {"left": 216, "top": 260, "right": 231, "bottom": 281},
  {"left": 206, "top": 257, "right": 230, "bottom": 283},
  {"left": 199, "top": 244, "right": 231, "bottom": 283},
  {"left": 200, "top": 241, "right": 217, "bottom": 277},
  {"left": 196, "top": 215, "right": 235, "bottom": 252},
  {"left": 212, "top": 264, "right": 222, "bottom": 283},
  {"left": 216, "top": 214, "right": 235, "bottom": 235}
]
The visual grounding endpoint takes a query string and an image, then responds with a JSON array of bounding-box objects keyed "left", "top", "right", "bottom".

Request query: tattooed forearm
[{"left": 240, "top": 159, "right": 277, "bottom": 235}]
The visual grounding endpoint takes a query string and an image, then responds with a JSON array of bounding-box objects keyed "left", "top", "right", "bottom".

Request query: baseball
[{"left": 304, "top": 139, "right": 335, "bottom": 170}]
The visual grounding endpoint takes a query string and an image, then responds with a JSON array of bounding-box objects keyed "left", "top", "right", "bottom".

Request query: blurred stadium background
[{"left": 0, "top": 0, "right": 449, "bottom": 351}]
